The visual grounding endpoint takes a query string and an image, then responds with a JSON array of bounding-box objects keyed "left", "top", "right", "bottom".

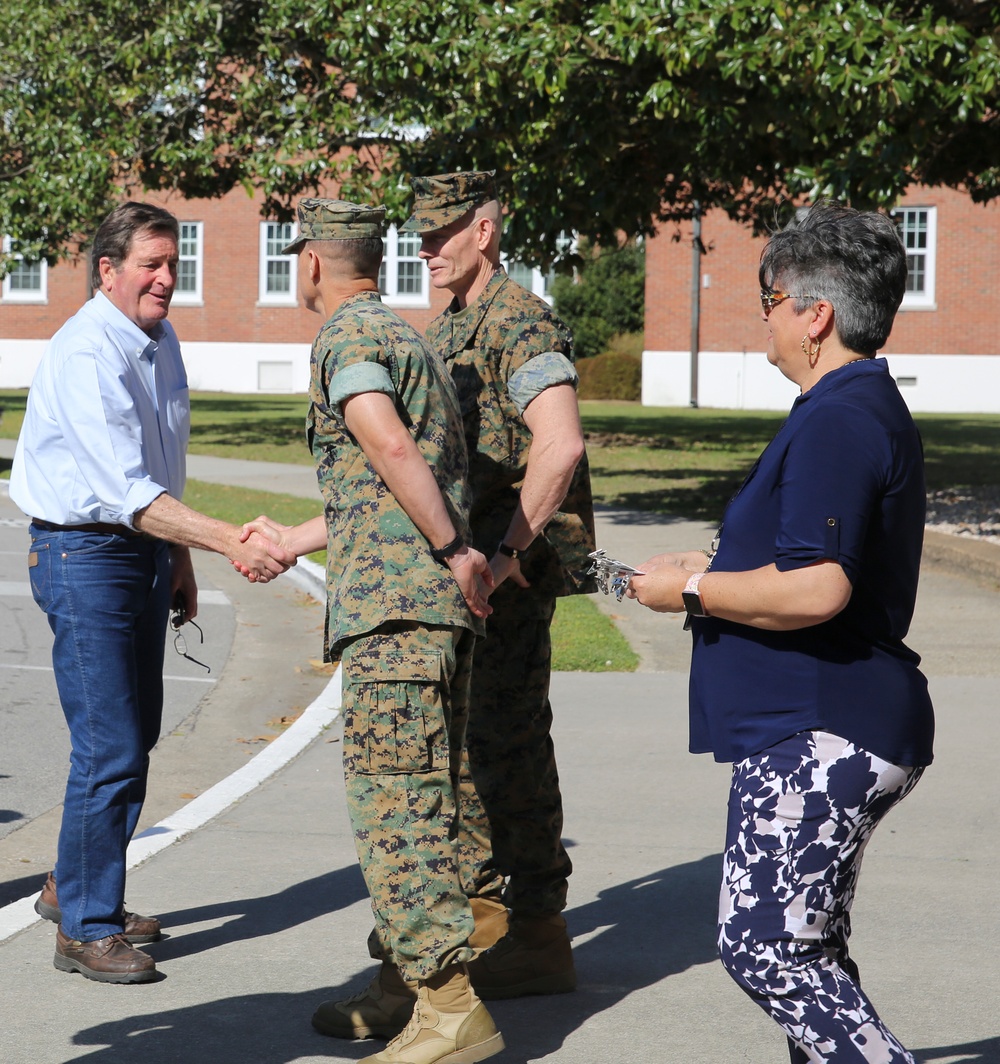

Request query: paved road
[
  {"left": 0, "top": 457, "right": 331, "bottom": 907},
  {"left": 0, "top": 446, "right": 997, "bottom": 1063},
  {"left": 0, "top": 489, "right": 235, "bottom": 844}
]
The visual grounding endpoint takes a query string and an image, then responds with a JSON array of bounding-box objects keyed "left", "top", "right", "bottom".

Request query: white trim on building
[
  {"left": 892, "top": 206, "right": 937, "bottom": 311},
  {"left": 4, "top": 338, "right": 1000, "bottom": 409},
  {"left": 380, "top": 225, "right": 429, "bottom": 308},
  {"left": 641, "top": 349, "right": 1000, "bottom": 414}
]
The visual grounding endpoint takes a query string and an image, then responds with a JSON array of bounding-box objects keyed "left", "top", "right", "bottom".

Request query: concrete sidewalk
[{"left": 0, "top": 450, "right": 997, "bottom": 1063}]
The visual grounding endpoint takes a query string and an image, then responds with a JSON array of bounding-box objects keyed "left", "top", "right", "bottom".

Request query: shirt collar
[
  {"left": 91, "top": 290, "right": 164, "bottom": 361},
  {"left": 793, "top": 355, "right": 887, "bottom": 410},
  {"left": 443, "top": 267, "right": 508, "bottom": 354}
]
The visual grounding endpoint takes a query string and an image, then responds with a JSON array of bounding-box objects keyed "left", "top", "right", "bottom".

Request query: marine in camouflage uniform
[
  {"left": 402, "top": 172, "right": 596, "bottom": 998},
  {"left": 309, "top": 288, "right": 483, "bottom": 980},
  {"left": 264, "top": 199, "right": 504, "bottom": 1064}
]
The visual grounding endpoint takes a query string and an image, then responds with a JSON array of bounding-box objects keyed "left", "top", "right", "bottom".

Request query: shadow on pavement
[
  {"left": 64, "top": 854, "right": 721, "bottom": 1064},
  {"left": 0, "top": 868, "right": 47, "bottom": 909},
  {"left": 147, "top": 864, "right": 369, "bottom": 963},
  {"left": 489, "top": 853, "right": 722, "bottom": 1059},
  {"left": 917, "top": 1038, "right": 1000, "bottom": 1064},
  {"left": 74, "top": 989, "right": 371, "bottom": 1064}
]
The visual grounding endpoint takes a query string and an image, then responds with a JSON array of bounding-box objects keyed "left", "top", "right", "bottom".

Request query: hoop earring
[{"left": 801, "top": 333, "right": 821, "bottom": 366}]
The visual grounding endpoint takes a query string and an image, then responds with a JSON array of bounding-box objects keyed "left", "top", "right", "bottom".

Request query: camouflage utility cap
[
  {"left": 281, "top": 198, "right": 386, "bottom": 254},
  {"left": 401, "top": 171, "right": 498, "bottom": 234}
]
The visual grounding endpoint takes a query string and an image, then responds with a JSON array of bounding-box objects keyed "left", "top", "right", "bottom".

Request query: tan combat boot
[
  {"left": 358, "top": 963, "right": 503, "bottom": 1064},
  {"left": 467, "top": 912, "right": 576, "bottom": 999},
  {"left": 312, "top": 961, "right": 418, "bottom": 1039},
  {"left": 467, "top": 896, "right": 509, "bottom": 953}
]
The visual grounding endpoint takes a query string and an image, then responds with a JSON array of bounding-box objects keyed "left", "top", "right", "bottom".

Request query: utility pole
[{"left": 690, "top": 201, "right": 702, "bottom": 408}]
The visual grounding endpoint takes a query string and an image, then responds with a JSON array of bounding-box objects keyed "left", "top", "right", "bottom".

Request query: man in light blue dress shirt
[{"left": 10, "top": 201, "right": 295, "bottom": 984}]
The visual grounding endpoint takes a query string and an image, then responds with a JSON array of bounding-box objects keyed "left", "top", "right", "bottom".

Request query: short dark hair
[
  {"left": 313, "top": 236, "right": 384, "bottom": 280},
  {"left": 91, "top": 202, "right": 179, "bottom": 289},
  {"left": 759, "top": 203, "right": 907, "bottom": 355}
]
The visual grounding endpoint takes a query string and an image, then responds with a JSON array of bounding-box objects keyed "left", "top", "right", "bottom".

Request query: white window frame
[
  {"left": 1, "top": 236, "right": 48, "bottom": 303},
  {"left": 380, "top": 225, "right": 428, "bottom": 307},
  {"left": 258, "top": 221, "right": 298, "bottom": 305},
  {"left": 502, "top": 257, "right": 548, "bottom": 302},
  {"left": 172, "top": 221, "right": 204, "bottom": 305},
  {"left": 892, "top": 206, "right": 937, "bottom": 310},
  {"left": 502, "top": 233, "right": 575, "bottom": 306}
]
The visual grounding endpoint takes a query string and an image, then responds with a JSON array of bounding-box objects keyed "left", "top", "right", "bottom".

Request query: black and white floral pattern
[{"left": 719, "top": 730, "right": 923, "bottom": 1062}]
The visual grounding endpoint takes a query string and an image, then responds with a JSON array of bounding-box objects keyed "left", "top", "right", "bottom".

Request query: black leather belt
[{"left": 31, "top": 518, "right": 143, "bottom": 538}]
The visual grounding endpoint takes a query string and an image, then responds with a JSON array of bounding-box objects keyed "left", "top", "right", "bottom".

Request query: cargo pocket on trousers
[{"left": 345, "top": 650, "right": 447, "bottom": 776}]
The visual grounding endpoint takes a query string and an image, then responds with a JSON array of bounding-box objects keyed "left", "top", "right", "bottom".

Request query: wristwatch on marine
[
  {"left": 497, "top": 541, "right": 523, "bottom": 560},
  {"left": 682, "top": 571, "right": 710, "bottom": 618},
  {"left": 430, "top": 533, "right": 464, "bottom": 563}
]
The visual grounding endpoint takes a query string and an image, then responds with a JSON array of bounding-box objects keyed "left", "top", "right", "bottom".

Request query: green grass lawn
[
  {"left": 6, "top": 390, "right": 1000, "bottom": 498},
  {"left": 580, "top": 403, "right": 786, "bottom": 521},
  {"left": 5, "top": 389, "right": 1000, "bottom": 671},
  {"left": 579, "top": 401, "right": 1000, "bottom": 520},
  {"left": 551, "top": 594, "right": 639, "bottom": 672}
]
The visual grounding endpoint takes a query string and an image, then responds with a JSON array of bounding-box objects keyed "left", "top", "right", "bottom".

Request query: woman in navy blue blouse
[{"left": 630, "top": 203, "right": 931, "bottom": 1063}]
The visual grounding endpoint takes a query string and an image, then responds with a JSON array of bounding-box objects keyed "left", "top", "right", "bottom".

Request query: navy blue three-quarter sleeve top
[{"left": 688, "top": 358, "right": 935, "bottom": 767}]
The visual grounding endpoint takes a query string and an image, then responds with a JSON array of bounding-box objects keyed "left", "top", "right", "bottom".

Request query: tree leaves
[{"left": 1, "top": 0, "right": 997, "bottom": 270}]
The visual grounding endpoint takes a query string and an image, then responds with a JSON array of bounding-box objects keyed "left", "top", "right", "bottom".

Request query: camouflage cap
[
  {"left": 280, "top": 198, "right": 386, "bottom": 254},
  {"left": 400, "top": 171, "right": 499, "bottom": 234}
]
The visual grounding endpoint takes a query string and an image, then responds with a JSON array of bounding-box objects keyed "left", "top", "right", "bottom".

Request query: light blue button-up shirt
[{"left": 10, "top": 291, "right": 190, "bottom": 527}]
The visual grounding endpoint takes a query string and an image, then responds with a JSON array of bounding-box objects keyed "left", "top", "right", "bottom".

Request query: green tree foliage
[
  {"left": 551, "top": 243, "right": 645, "bottom": 359},
  {"left": 2, "top": 1, "right": 998, "bottom": 268}
]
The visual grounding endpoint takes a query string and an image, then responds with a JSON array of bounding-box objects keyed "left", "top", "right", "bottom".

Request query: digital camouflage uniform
[
  {"left": 425, "top": 267, "right": 596, "bottom": 917},
  {"left": 308, "top": 284, "right": 484, "bottom": 981}
]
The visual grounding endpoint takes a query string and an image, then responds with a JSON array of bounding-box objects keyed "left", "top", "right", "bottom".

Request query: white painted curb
[
  {"left": 125, "top": 662, "right": 342, "bottom": 867},
  {"left": 0, "top": 554, "right": 338, "bottom": 944}
]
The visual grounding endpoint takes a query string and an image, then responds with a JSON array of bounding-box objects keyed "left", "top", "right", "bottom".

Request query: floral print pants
[{"left": 719, "top": 730, "right": 924, "bottom": 1062}]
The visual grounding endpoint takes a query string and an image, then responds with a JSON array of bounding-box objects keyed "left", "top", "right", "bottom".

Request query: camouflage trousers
[
  {"left": 341, "top": 622, "right": 477, "bottom": 982},
  {"left": 719, "top": 730, "right": 924, "bottom": 1063},
  {"left": 458, "top": 587, "right": 571, "bottom": 916}
]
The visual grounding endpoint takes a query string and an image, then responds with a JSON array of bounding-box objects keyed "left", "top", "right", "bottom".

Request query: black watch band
[
  {"left": 430, "top": 534, "right": 464, "bottom": 563},
  {"left": 497, "top": 541, "right": 523, "bottom": 560}
]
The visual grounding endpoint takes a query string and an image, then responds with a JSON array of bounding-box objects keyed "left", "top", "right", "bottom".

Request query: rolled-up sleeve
[
  {"left": 775, "top": 405, "right": 884, "bottom": 583},
  {"left": 507, "top": 351, "right": 579, "bottom": 415},
  {"left": 327, "top": 361, "right": 396, "bottom": 422}
]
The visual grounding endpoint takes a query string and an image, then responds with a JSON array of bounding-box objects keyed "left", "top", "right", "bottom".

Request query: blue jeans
[{"left": 28, "top": 524, "right": 171, "bottom": 941}]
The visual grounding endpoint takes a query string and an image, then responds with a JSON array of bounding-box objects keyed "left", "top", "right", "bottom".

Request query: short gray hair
[{"left": 759, "top": 203, "right": 907, "bottom": 355}]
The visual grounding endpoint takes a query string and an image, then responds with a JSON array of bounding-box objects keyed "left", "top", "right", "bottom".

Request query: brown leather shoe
[
  {"left": 54, "top": 927, "right": 157, "bottom": 984},
  {"left": 35, "top": 872, "right": 161, "bottom": 943}
]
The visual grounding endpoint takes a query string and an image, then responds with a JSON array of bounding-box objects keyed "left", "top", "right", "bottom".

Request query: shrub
[
  {"left": 603, "top": 331, "right": 645, "bottom": 360},
  {"left": 551, "top": 242, "right": 645, "bottom": 360},
  {"left": 577, "top": 348, "right": 642, "bottom": 401}
]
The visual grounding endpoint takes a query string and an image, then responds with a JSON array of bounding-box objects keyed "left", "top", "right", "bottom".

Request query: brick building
[
  {"left": 0, "top": 185, "right": 555, "bottom": 393},
  {"left": 643, "top": 185, "right": 1000, "bottom": 412},
  {"left": 3, "top": 183, "right": 999, "bottom": 412}
]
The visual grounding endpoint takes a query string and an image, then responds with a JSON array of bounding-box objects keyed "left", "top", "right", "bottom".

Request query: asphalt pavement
[{"left": 0, "top": 443, "right": 997, "bottom": 1063}]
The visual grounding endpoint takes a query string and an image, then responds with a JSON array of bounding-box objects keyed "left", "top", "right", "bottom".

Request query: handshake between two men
[{"left": 231, "top": 511, "right": 498, "bottom": 621}]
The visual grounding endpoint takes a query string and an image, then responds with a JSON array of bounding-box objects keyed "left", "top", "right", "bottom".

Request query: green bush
[
  {"left": 603, "top": 331, "right": 645, "bottom": 360},
  {"left": 551, "top": 243, "right": 645, "bottom": 360},
  {"left": 577, "top": 349, "right": 642, "bottom": 401}
]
